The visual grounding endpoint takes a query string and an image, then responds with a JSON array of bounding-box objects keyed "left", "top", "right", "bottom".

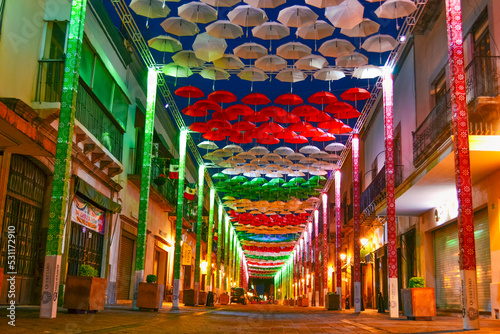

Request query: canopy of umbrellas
[{"left": 132, "top": 0, "right": 418, "bottom": 88}]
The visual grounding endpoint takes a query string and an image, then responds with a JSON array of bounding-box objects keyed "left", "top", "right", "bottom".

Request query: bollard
[
  {"left": 345, "top": 296, "right": 350, "bottom": 309},
  {"left": 377, "top": 292, "right": 385, "bottom": 313}
]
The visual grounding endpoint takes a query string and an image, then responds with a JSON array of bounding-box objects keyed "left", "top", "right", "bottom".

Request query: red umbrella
[
  {"left": 175, "top": 86, "right": 204, "bottom": 105},
  {"left": 189, "top": 122, "right": 210, "bottom": 133},
  {"left": 203, "top": 130, "right": 226, "bottom": 141},
  {"left": 229, "top": 132, "right": 253, "bottom": 144},
  {"left": 182, "top": 106, "right": 208, "bottom": 117},
  {"left": 227, "top": 104, "right": 254, "bottom": 116},
  {"left": 308, "top": 91, "right": 337, "bottom": 105},
  {"left": 259, "top": 122, "right": 284, "bottom": 134},
  {"left": 276, "top": 128, "right": 298, "bottom": 140},
  {"left": 292, "top": 105, "right": 319, "bottom": 117},
  {"left": 274, "top": 93, "right": 303, "bottom": 105},
  {"left": 332, "top": 109, "right": 361, "bottom": 119},
  {"left": 329, "top": 124, "right": 353, "bottom": 134},
  {"left": 208, "top": 90, "right": 237, "bottom": 104},
  {"left": 258, "top": 135, "right": 280, "bottom": 145},
  {"left": 285, "top": 135, "right": 308, "bottom": 144},
  {"left": 260, "top": 106, "right": 287, "bottom": 118},
  {"left": 312, "top": 133, "right": 336, "bottom": 142},
  {"left": 246, "top": 127, "right": 263, "bottom": 138},
  {"left": 306, "top": 111, "right": 331, "bottom": 122},
  {"left": 288, "top": 121, "right": 314, "bottom": 132},
  {"left": 207, "top": 119, "right": 232, "bottom": 129},
  {"left": 195, "top": 99, "right": 221, "bottom": 111},
  {"left": 302, "top": 127, "right": 326, "bottom": 138},
  {"left": 215, "top": 128, "right": 238, "bottom": 137},
  {"left": 241, "top": 93, "right": 271, "bottom": 105},
  {"left": 325, "top": 101, "right": 353, "bottom": 113},
  {"left": 244, "top": 112, "right": 270, "bottom": 123},
  {"left": 274, "top": 113, "right": 300, "bottom": 123},
  {"left": 233, "top": 120, "right": 256, "bottom": 131},
  {"left": 318, "top": 118, "right": 344, "bottom": 130},
  {"left": 212, "top": 110, "right": 238, "bottom": 121},
  {"left": 340, "top": 87, "right": 371, "bottom": 101}
]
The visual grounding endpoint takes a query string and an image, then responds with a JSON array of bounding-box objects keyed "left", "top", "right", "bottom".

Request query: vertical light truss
[
  {"left": 322, "top": 193, "right": 328, "bottom": 304},
  {"left": 216, "top": 205, "right": 223, "bottom": 296},
  {"left": 40, "top": 0, "right": 87, "bottom": 319},
  {"left": 445, "top": 0, "right": 479, "bottom": 329},
  {"left": 314, "top": 209, "right": 320, "bottom": 306},
  {"left": 352, "top": 134, "right": 361, "bottom": 313},
  {"left": 206, "top": 188, "right": 216, "bottom": 291},
  {"left": 225, "top": 215, "right": 230, "bottom": 291},
  {"left": 194, "top": 165, "right": 205, "bottom": 305},
  {"left": 172, "top": 129, "right": 188, "bottom": 310},
  {"left": 383, "top": 72, "right": 398, "bottom": 318},
  {"left": 334, "top": 170, "right": 342, "bottom": 302}
]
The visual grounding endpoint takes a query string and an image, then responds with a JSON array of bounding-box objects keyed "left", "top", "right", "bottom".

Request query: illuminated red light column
[
  {"left": 322, "top": 193, "right": 328, "bottom": 306},
  {"left": 314, "top": 210, "right": 320, "bottom": 306},
  {"left": 334, "top": 170, "right": 342, "bottom": 304},
  {"left": 445, "top": 0, "right": 479, "bottom": 329},
  {"left": 382, "top": 72, "right": 398, "bottom": 318},
  {"left": 352, "top": 133, "right": 361, "bottom": 313}
]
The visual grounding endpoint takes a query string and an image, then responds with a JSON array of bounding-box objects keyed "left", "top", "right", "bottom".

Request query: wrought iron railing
[
  {"left": 360, "top": 165, "right": 404, "bottom": 215},
  {"left": 412, "top": 91, "right": 452, "bottom": 166},
  {"left": 75, "top": 81, "right": 124, "bottom": 161},
  {"left": 150, "top": 158, "right": 177, "bottom": 204},
  {"left": 466, "top": 56, "right": 500, "bottom": 105},
  {"left": 35, "top": 59, "right": 64, "bottom": 102}
]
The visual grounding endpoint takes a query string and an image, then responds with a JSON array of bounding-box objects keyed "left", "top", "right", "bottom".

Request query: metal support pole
[
  {"left": 353, "top": 134, "right": 362, "bottom": 313},
  {"left": 216, "top": 205, "right": 223, "bottom": 299},
  {"left": 194, "top": 165, "right": 205, "bottom": 306},
  {"left": 335, "top": 170, "right": 342, "bottom": 306},
  {"left": 322, "top": 193, "right": 328, "bottom": 306},
  {"left": 314, "top": 210, "right": 320, "bottom": 307},
  {"left": 206, "top": 188, "right": 215, "bottom": 292}
]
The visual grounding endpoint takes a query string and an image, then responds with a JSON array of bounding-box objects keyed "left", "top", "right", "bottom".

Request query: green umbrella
[
  {"left": 213, "top": 173, "right": 228, "bottom": 180},
  {"left": 310, "top": 175, "right": 327, "bottom": 182},
  {"left": 289, "top": 177, "right": 306, "bottom": 184},
  {"left": 222, "top": 196, "right": 235, "bottom": 200},
  {"left": 269, "top": 178, "right": 285, "bottom": 185},
  {"left": 250, "top": 177, "right": 267, "bottom": 184},
  {"left": 230, "top": 175, "right": 248, "bottom": 183}
]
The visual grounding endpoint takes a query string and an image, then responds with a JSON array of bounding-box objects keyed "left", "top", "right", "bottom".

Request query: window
[
  {"left": 0, "top": 0, "right": 6, "bottom": 36},
  {"left": 432, "top": 70, "right": 447, "bottom": 105}
]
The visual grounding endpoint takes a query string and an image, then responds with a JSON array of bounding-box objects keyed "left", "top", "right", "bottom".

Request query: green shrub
[
  {"left": 146, "top": 274, "right": 157, "bottom": 284},
  {"left": 327, "top": 291, "right": 334, "bottom": 295},
  {"left": 409, "top": 277, "right": 425, "bottom": 288},
  {"left": 78, "top": 265, "right": 98, "bottom": 277}
]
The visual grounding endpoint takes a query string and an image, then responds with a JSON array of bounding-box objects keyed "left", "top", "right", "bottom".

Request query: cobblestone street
[{"left": 1, "top": 303, "right": 500, "bottom": 334}]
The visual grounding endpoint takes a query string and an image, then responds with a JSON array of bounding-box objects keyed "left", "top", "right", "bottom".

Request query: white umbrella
[
  {"left": 325, "top": 142, "right": 345, "bottom": 151},
  {"left": 252, "top": 22, "right": 290, "bottom": 52},
  {"left": 276, "top": 69, "right": 307, "bottom": 92},
  {"left": 255, "top": 55, "right": 287, "bottom": 74},
  {"left": 340, "top": 18, "right": 380, "bottom": 38},
  {"left": 313, "top": 67, "right": 345, "bottom": 91},
  {"left": 213, "top": 54, "right": 245, "bottom": 69},
  {"left": 202, "top": 0, "right": 241, "bottom": 7},
  {"left": 305, "top": 0, "right": 344, "bottom": 8},
  {"left": 288, "top": 153, "right": 305, "bottom": 161},
  {"left": 234, "top": 42, "right": 268, "bottom": 59},
  {"left": 206, "top": 20, "right": 244, "bottom": 39},
  {"left": 323, "top": 153, "right": 341, "bottom": 161},
  {"left": 318, "top": 38, "right": 355, "bottom": 58},
  {"left": 192, "top": 33, "right": 227, "bottom": 62},
  {"left": 295, "top": 54, "right": 328, "bottom": 71},
  {"left": 274, "top": 147, "right": 295, "bottom": 156},
  {"left": 200, "top": 66, "right": 230, "bottom": 89},
  {"left": 249, "top": 146, "right": 269, "bottom": 155},
  {"left": 228, "top": 5, "right": 269, "bottom": 36},
  {"left": 244, "top": 0, "right": 285, "bottom": 8},
  {"left": 278, "top": 5, "right": 319, "bottom": 29},
  {"left": 162, "top": 63, "right": 192, "bottom": 86},
  {"left": 299, "top": 145, "right": 320, "bottom": 154},
  {"left": 130, "top": 0, "right": 170, "bottom": 27},
  {"left": 172, "top": 50, "right": 205, "bottom": 68},
  {"left": 375, "top": 0, "right": 417, "bottom": 19},
  {"left": 160, "top": 17, "right": 199, "bottom": 36},
  {"left": 362, "top": 34, "right": 398, "bottom": 53},
  {"left": 352, "top": 64, "right": 383, "bottom": 79},
  {"left": 336, "top": 52, "right": 368, "bottom": 68},
  {"left": 276, "top": 42, "right": 312, "bottom": 60},
  {"left": 310, "top": 151, "right": 328, "bottom": 159},
  {"left": 198, "top": 141, "right": 219, "bottom": 150},
  {"left": 237, "top": 67, "right": 269, "bottom": 91},
  {"left": 297, "top": 20, "right": 335, "bottom": 51},
  {"left": 325, "top": 0, "right": 364, "bottom": 30},
  {"left": 178, "top": 1, "right": 217, "bottom": 24},
  {"left": 148, "top": 35, "right": 182, "bottom": 63}
]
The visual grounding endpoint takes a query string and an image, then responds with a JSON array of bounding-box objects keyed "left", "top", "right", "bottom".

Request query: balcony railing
[
  {"left": 76, "top": 81, "right": 124, "bottom": 161},
  {"left": 151, "top": 158, "right": 177, "bottom": 204},
  {"left": 360, "top": 165, "right": 404, "bottom": 215},
  {"left": 466, "top": 56, "right": 500, "bottom": 105},
  {"left": 35, "top": 59, "right": 64, "bottom": 102}
]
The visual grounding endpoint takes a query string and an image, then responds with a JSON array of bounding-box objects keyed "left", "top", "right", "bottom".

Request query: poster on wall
[{"left": 71, "top": 197, "right": 105, "bottom": 234}]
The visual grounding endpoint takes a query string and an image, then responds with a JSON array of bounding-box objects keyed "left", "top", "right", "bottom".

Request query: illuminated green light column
[
  {"left": 40, "top": 0, "right": 87, "bottom": 319},
  {"left": 132, "top": 67, "right": 158, "bottom": 309},
  {"left": 206, "top": 188, "right": 215, "bottom": 292},
  {"left": 215, "top": 205, "right": 223, "bottom": 298},
  {"left": 224, "top": 215, "right": 230, "bottom": 292},
  {"left": 236, "top": 247, "right": 241, "bottom": 286},
  {"left": 194, "top": 165, "right": 205, "bottom": 306},
  {"left": 228, "top": 228, "right": 233, "bottom": 289},
  {"left": 172, "top": 129, "right": 188, "bottom": 310}
]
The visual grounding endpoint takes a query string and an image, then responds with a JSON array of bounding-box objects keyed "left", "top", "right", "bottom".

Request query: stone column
[
  {"left": 334, "top": 170, "right": 342, "bottom": 305},
  {"left": 322, "top": 193, "right": 328, "bottom": 305},
  {"left": 215, "top": 205, "right": 223, "bottom": 299},
  {"left": 194, "top": 166, "right": 205, "bottom": 305},
  {"left": 206, "top": 188, "right": 215, "bottom": 292},
  {"left": 352, "top": 133, "right": 361, "bottom": 313}
]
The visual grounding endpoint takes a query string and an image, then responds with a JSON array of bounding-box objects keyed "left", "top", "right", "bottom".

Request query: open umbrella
[
  {"left": 244, "top": 0, "right": 285, "bottom": 8},
  {"left": 252, "top": 22, "right": 290, "bottom": 52},
  {"left": 228, "top": 5, "right": 269, "bottom": 37},
  {"left": 313, "top": 67, "right": 345, "bottom": 91},
  {"left": 278, "top": 5, "right": 319, "bottom": 37},
  {"left": 305, "top": 0, "right": 344, "bottom": 8},
  {"left": 340, "top": 18, "right": 380, "bottom": 39},
  {"left": 238, "top": 67, "right": 269, "bottom": 91},
  {"left": 213, "top": 53, "right": 245, "bottom": 69},
  {"left": 234, "top": 42, "right": 268, "bottom": 59},
  {"left": 325, "top": 0, "right": 364, "bottom": 30},
  {"left": 275, "top": 93, "right": 303, "bottom": 106},
  {"left": 295, "top": 54, "right": 328, "bottom": 71},
  {"left": 193, "top": 33, "right": 227, "bottom": 62},
  {"left": 325, "top": 142, "right": 346, "bottom": 152},
  {"left": 200, "top": 66, "right": 230, "bottom": 89},
  {"left": 161, "top": 17, "right": 199, "bottom": 36},
  {"left": 352, "top": 64, "right": 383, "bottom": 79},
  {"left": 148, "top": 35, "right": 182, "bottom": 63},
  {"left": 318, "top": 38, "right": 355, "bottom": 58},
  {"left": 178, "top": 1, "right": 217, "bottom": 24},
  {"left": 162, "top": 63, "right": 192, "bottom": 86},
  {"left": 276, "top": 69, "right": 307, "bottom": 92},
  {"left": 206, "top": 20, "right": 244, "bottom": 39},
  {"left": 308, "top": 91, "right": 337, "bottom": 105},
  {"left": 208, "top": 90, "right": 237, "bottom": 104},
  {"left": 130, "top": 0, "right": 170, "bottom": 28},
  {"left": 375, "top": 0, "right": 417, "bottom": 29},
  {"left": 242, "top": 93, "right": 271, "bottom": 105},
  {"left": 202, "top": 0, "right": 241, "bottom": 8},
  {"left": 297, "top": 20, "right": 335, "bottom": 51},
  {"left": 276, "top": 42, "right": 312, "bottom": 60},
  {"left": 175, "top": 86, "right": 204, "bottom": 100},
  {"left": 336, "top": 52, "right": 368, "bottom": 68},
  {"left": 172, "top": 50, "right": 205, "bottom": 68},
  {"left": 361, "top": 34, "right": 398, "bottom": 62},
  {"left": 254, "top": 55, "right": 287, "bottom": 81}
]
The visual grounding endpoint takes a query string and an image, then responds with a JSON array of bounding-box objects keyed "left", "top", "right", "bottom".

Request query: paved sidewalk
[{"left": 1, "top": 303, "right": 499, "bottom": 333}]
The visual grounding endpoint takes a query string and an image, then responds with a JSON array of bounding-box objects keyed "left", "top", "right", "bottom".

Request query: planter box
[
  {"left": 183, "top": 289, "right": 195, "bottom": 306},
  {"left": 199, "top": 291, "right": 207, "bottom": 305},
  {"left": 300, "top": 297, "right": 309, "bottom": 307},
  {"left": 402, "top": 288, "right": 436, "bottom": 320},
  {"left": 64, "top": 275, "right": 107, "bottom": 313},
  {"left": 220, "top": 294, "right": 229, "bottom": 305},
  {"left": 297, "top": 298, "right": 302, "bottom": 307},
  {"left": 136, "top": 283, "right": 164, "bottom": 311},
  {"left": 325, "top": 294, "right": 341, "bottom": 310}
]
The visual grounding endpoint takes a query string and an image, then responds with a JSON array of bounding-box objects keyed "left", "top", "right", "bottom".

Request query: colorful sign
[{"left": 71, "top": 197, "right": 105, "bottom": 234}]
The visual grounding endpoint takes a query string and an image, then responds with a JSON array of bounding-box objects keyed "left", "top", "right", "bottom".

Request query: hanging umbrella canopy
[
  {"left": 274, "top": 113, "right": 300, "bottom": 123},
  {"left": 130, "top": 0, "right": 170, "bottom": 25},
  {"left": 308, "top": 91, "right": 337, "bottom": 104},
  {"left": 340, "top": 18, "right": 380, "bottom": 38},
  {"left": 291, "top": 105, "right": 319, "bottom": 117},
  {"left": 276, "top": 68, "right": 307, "bottom": 83},
  {"left": 178, "top": 1, "right": 218, "bottom": 24},
  {"left": 336, "top": 52, "right": 368, "bottom": 67},
  {"left": 162, "top": 63, "right": 192, "bottom": 78},
  {"left": 227, "top": 104, "right": 254, "bottom": 116},
  {"left": 341, "top": 87, "right": 371, "bottom": 101},
  {"left": 252, "top": 22, "right": 290, "bottom": 51},
  {"left": 213, "top": 53, "right": 245, "bottom": 69},
  {"left": 206, "top": 20, "right": 244, "bottom": 39},
  {"left": 361, "top": 34, "right": 398, "bottom": 53},
  {"left": 275, "top": 93, "right": 303, "bottom": 105},
  {"left": 148, "top": 35, "right": 182, "bottom": 53},
  {"left": 260, "top": 106, "right": 287, "bottom": 117},
  {"left": 244, "top": 0, "right": 286, "bottom": 8},
  {"left": 297, "top": 20, "right": 335, "bottom": 51},
  {"left": 375, "top": 0, "right": 418, "bottom": 19},
  {"left": 325, "top": 0, "right": 364, "bottom": 30},
  {"left": 208, "top": 90, "right": 237, "bottom": 103},
  {"left": 295, "top": 54, "right": 328, "bottom": 71},
  {"left": 277, "top": 5, "right": 319, "bottom": 28},
  {"left": 228, "top": 5, "right": 269, "bottom": 27},
  {"left": 237, "top": 67, "right": 269, "bottom": 82},
  {"left": 306, "top": 111, "right": 331, "bottom": 122},
  {"left": 234, "top": 42, "right": 268, "bottom": 59},
  {"left": 200, "top": 66, "right": 230, "bottom": 80},
  {"left": 175, "top": 86, "right": 204, "bottom": 99},
  {"left": 190, "top": 122, "right": 210, "bottom": 132},
  {"left": 161, "top": 17, "right": 199, "bottom": 36},
  {"left": 352, "top": 64, "right": 383, "bottom": 79},
  {"left": 198, "top": 140, "right": 219, "bottom": 150},
  {"left": 172, "top": 50, "right": 205, "bottom": 68},
  {"left": 313, "top": 67, "right": 346, "bottom": 81},
  {"left": 276, "top": 42, "right": 312, "bottom": 60},
  {"left": 254, "top": 55, "right": 287, "bottom": 72},
  {"left": 318, "top": 38, "right": 355, "bottom": 58},
  {"left": 305, "top": 0, "right": 344, "bottom": 8},
  {"left": 182, "top": 106, "right": 208, "bottom": 117},
  {"left": 193, "top": 33, "right": 227, "bottom": 62},
  {"left": 242, "top": 92, "right": 271, "bottom": 105},
  {"left": 202, "top": 0, "right": 241, "bottom": 7}
]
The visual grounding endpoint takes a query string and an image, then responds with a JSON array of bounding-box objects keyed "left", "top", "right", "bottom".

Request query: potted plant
[
  {"left": 219, "top": 292, "right": 229, "bottom": 305},
  {"left": 154, "top": 174, "right": 167, "bottom": 186},
  {"left": 64, "top": 264, "right": 107, "bottom": 313},
  {"left": 402, "top": 277, "right": 436, "bottom": 320},
  {"left": 300, "top": 294, "right": 309, "bottom": 307},
  {"left": 136, "top": 274, "right": 164, "bottom": 311},
  {"left": 325, "top": 292, "right": 341, "bottom": 310}
]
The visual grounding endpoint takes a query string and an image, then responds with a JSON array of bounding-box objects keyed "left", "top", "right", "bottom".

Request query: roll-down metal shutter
[{"left": 116, "top": 234, "right": 134, "bottom": 300}]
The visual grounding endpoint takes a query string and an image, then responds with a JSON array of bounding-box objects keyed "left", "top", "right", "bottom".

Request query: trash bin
[{"left": 206, "top": 291, "right": 214, "bottom": 307}]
